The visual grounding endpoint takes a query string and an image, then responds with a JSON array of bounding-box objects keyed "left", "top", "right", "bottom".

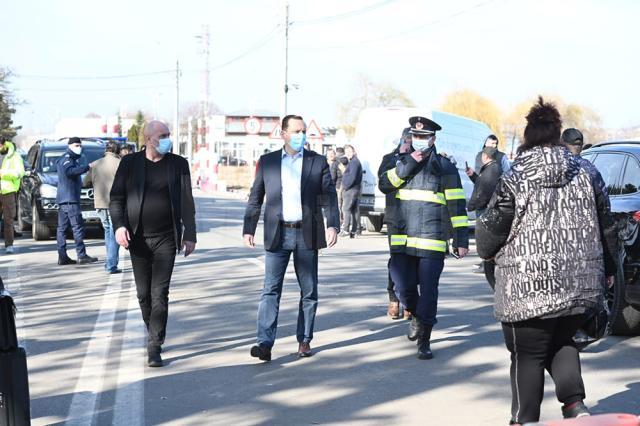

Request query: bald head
[{"left": 144, "top": 120, "right": 171, "bottom": 156}]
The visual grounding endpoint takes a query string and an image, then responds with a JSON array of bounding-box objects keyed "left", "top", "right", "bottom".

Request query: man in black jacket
[
  {"left": 339, "top": 144, "right": 363, "bottom": 238},
  {"left": 466, "top": 147, "right": 501, "bottom": 216},
  {"left": 243, "top": 114, "right": 339, "bottom": 361},
  {"left": 110, "top": 120, "right": 197, "bottom": 367}
]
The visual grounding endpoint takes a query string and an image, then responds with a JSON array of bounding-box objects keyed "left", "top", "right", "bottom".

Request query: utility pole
[
  {"left": 283, "top": 1, "right": 290, "bottom": 117},
  {"left": 196, "top": 25, "right": 211, "bottom": 149},
  {"left": 174, "top": 59, "right": 181, "bottom": 158}
]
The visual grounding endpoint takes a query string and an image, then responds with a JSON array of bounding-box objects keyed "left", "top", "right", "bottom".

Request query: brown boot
[{"left": 387, "top": 301, "right": 401, "bottom": 319}]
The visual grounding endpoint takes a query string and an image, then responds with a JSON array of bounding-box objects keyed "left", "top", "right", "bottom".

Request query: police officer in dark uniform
[
  {"left": 378, "top": 127, "right": 412, "bottom": 320},
  {"left": 378, "top": 116, "right": 469, "bottom": 359},
  {"left": 56, "top": 137, "right": 98, "bottom": 265}
]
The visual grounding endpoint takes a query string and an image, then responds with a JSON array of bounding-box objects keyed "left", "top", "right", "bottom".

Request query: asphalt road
[{"left": 3, "top": 191, "right": 639, "bottom": 425}]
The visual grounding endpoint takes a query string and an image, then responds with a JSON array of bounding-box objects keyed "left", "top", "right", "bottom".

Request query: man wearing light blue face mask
[
  {"left": 110, "top": 120, "right": 197, "bottom": 367},
  {"left": 244, "top": 114, "right": 340, "bottom": 361}
]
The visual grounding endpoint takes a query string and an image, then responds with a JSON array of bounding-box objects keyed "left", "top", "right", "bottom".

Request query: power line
[
  {"left": 209, "top": 25, "right": 282, "bottom": 71},
  {"left": 294, "top": 0, "right": 501, "bottom": 50},
  {"left": 13, "top": 70, "right": 174, "bottom": 81},
  {"left": 13, "top": 85, "right": 173, "bottom": 93},
  {"left": 295, "top": 0, "right": 397, "bottom": 25}
]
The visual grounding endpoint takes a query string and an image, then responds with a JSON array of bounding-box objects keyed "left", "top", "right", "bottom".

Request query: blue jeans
[
  {"left": 57, "top": 203, "right": 86, "bottom": 259},
  {"left": 97, "top": 209, "right": 119, "bottom": 272},
  {"left": 257, "top": 227, "right": 318, "bottom": 349},
  {"left": 389, "top": 253, "right": 445, "bottom": 326}
]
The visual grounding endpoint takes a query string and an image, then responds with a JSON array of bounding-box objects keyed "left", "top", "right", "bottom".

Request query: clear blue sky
[{"left": 2, "top": 0, "right": 638, "bottom": 134}]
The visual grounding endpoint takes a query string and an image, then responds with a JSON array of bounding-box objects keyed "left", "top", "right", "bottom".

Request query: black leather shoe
[
  {"left": 108, "top": 269, "right": 122, "bottom": 274},
  {"left": 407, "top": 317, "right": 423, "bottom": 341},
  {"left": 562, "top": 401, "right": 590, "bottom": 418},
  {"left": 417, "top": 325, "right": 434, "bottom": 360},
  {"left": 78, "top": 255, "right": 98, "bottom": 264},
  {"left": 250, "top": 344, "right": 272, "bottom": 362},
  {"left": 58, "top": 257, "right": 77, "bottom": 265}
]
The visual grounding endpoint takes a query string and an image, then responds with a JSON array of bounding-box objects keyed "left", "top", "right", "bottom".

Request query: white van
[{"left": 351, "top": 107, "right": 493, "bottom": 232}]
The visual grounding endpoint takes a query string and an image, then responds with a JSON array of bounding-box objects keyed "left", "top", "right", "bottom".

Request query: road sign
[
  {"left": 244, "top": 117, "right": 262, "bottom": 135},
  {"left": 306, "top": 120, "right": 323, "bottom": 140},
  {"left": 269, "top": 124, "right": 283, "bottom": 139}
]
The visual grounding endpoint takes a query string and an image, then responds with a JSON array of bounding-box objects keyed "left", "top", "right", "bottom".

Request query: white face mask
[{"left": 69, "top": 146, "right": 82, "bottom": 155}]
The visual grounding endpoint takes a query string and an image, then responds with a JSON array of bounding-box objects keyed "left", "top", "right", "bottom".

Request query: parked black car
[
  {"left": 18, "top": 139, "right": 106, "bottom": 240},
  {"left": 581, "top": 141, "right": 640, "bottom": 335}
]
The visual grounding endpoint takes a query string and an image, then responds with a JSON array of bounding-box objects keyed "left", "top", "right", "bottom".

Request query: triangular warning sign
[
  {"left": 306, "top": 119, "right": 323, "bottom": 140},
  {"left": 269, "top": 124, "right": 283, "bottom": 139}
]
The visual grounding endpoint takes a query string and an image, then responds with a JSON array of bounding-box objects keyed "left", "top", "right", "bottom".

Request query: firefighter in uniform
[{"left": 378, "top": 116, "right": 469, "bottom": 359}]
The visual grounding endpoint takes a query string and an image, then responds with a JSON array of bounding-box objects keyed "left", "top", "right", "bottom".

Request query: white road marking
[
  {"left": 112, "top": 268, "right": 145, "bottom": 426},
  {"left": 5, "top": 246, "right": 27, "bottom": 351},
  {"left": 65, "top": 253, "right": 125, "bottom": 426}
]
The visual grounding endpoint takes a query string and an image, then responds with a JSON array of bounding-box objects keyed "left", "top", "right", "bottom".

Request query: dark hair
[
  {"left": 282, "top": 114, "right": 303, "bottom": 131},
  {"left": 106, "top": 141, "right": 120, "bottom": 154},
  {"left": 518, "top": 96, "right": 562, "bottom": 154},
  {"left": 561, "top": 128, "right": 584, "bottom": 146},
  {"left": 482, "top": 146, "right": 497, "bottom": 160},
  {"left": 484, "top": 134, "right": 499, "bottom": 146},
  {"left": 336, "top": 147, "right": 345, "bottom": 155}
]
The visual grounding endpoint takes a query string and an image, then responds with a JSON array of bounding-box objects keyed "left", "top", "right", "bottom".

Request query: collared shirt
[{"left": 281, "top": 149, "right": 303, "bottom": 222}]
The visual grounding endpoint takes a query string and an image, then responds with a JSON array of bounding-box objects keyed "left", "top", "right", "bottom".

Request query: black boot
[
  {"left": 417, "top": 325, "right": 433, "bottom": 360},
  {"left": 407, "top": 317, "right": 423, "bottom": 341}
]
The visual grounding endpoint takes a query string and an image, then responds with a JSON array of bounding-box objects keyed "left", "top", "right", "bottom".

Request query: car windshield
[{"left": 40, "top": 147, "right": 105, "bottom": 173}]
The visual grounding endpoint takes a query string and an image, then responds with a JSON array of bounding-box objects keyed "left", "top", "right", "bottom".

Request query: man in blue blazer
[{"left": 243, "top": 115, "right": 340, "bottom": 361}]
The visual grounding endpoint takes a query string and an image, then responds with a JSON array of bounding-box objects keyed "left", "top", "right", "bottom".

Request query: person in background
[
  {"left": 326, "top": 148, "right": 336, "bottom": 168},
  {"left": 562, "top": 128, "right": 608, "bottom": 197},
  {"left": 119, "top": 145, "right": 132, "bottom": 157},
  {"left": 83, "top": 141, "right": 121, "bottom": 274},
  {"left": 56, "top": 137, "right": 98, "bottom": 265},
  {"left": 378, "top": 127, "right": 412, "bottom": 320},
  {"left": 471, "top": 134, "right": 510, "bottom": 175},
  {"left": 0, "top": 137, "right": 24, "bottom": 254},
  {"left": 466, "top": 147, "right": 502, "bottom": 274},
  {"left": 330, "top": 147, "right": 346, "bottom": 223},
  {"left": 476, "top": 98, "right": 618, "bottom": 423},
  {"left": 339, "top": 144, "right": 363, "bottom": 238}
]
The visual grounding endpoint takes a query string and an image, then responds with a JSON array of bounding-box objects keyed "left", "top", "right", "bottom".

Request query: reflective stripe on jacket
[{"left": 378, "top": 146, "right": 469, "bottom": 257}]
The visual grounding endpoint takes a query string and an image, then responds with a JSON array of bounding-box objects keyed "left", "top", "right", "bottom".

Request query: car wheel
[
  {"left": 32, "top": 204, "right": 50, "bottom": 241},
  {"left": 17, "top": 198, "right": 31, "bottom": 231},
  {"left": 608, "top": 246, "right": 640, "bottom": 335}
]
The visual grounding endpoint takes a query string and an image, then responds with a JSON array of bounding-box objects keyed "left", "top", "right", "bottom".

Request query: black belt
[
  {"left": 281, "top": 221, "right": 302, "bottom": 229},
  {"left": 58, "top": 202, "right": 79, "bottom": 205}
]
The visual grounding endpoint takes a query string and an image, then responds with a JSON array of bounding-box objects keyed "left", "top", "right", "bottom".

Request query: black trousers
[
  {"left": 129, "top": 232, "right": 176, "bottom": 348},
  {"left": 502, "top": 314, "right": 586, "bottom": 424},
  {"left": 387, "top": 258, "right": 398, "bottom": 302}
]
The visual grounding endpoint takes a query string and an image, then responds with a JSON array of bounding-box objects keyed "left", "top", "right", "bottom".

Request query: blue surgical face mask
[
  {"left": 157, "top": 138, "right": 173, "bottom": 155},
  {"left": 288, "top": 133, "right": 306, "bottom": 152},
  {"left": 412, "top": 137, "right": 429, "bottom": 152}
]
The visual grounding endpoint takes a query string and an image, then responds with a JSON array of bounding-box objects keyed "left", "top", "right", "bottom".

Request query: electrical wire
[
  {"left": 13, "top": 85, "right": 173, "bottom": 93},
  {"left": 295, "top": 0, "right": 500, "bottom": 50},
  {"left": 295, "top": 0, "right": 397, "bottom": 25},
  {"left": 13, "top": 70, "right": 175, "bottom": 81},
  {"left": 209, "top": 24, "right": 282, "bottom": 71}
]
